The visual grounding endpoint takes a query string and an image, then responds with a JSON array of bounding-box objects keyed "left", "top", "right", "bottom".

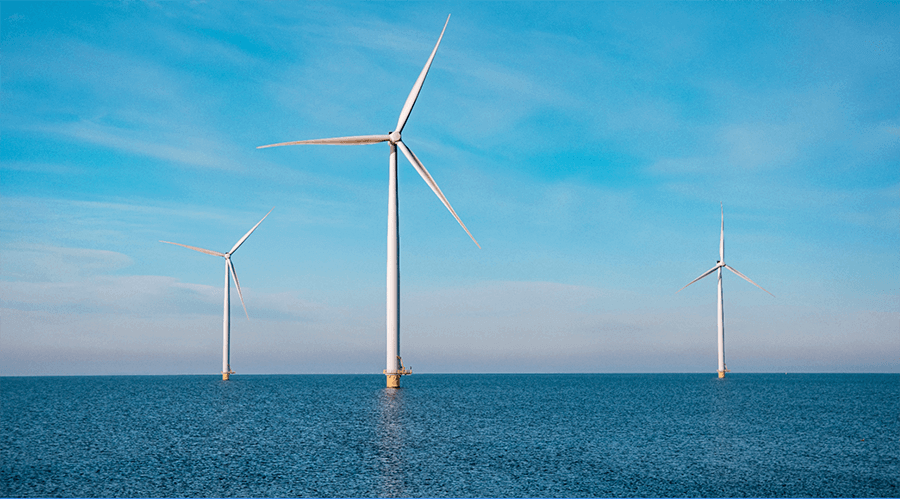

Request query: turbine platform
[
  {"left": 222, "top": 370, "right": 235, "bottom": 381},
  {"left": 384, "top": 357, "right": 412, "bottom": 388}
]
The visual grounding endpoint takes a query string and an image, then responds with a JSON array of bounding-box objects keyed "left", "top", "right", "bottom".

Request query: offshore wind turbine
[
  {"left": 258, "top": 15, "right": 478, "bottom": 388},
  {"left": 677, "top": 204, "right": 773, "bottom": 378},
  {"left": 161, "top": 208, "right": 272, "bottom": 380}
]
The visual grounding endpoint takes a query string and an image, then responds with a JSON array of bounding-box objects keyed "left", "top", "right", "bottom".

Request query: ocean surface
[{"left": 1, "top": 373, "right": 897, "bottom": 498}]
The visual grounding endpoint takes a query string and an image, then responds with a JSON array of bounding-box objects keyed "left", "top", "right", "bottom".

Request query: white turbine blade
[
  {"left": 160, "top": 240, "right": 225, "bottom": 258},
  {"left": 720, "top": 202, "right": 725, "bottom": 263},
  {"left": 230, "top": 208, "right": 273, "bottom": 255},
  {"left": 228, "top": 259, "right": 249, "bottom": 319},
  {"left": 395, "top": 14, "right": 450, "bottom": 134},
  {"left": 257, "top": 134, "right": 390, "bottom": 149},
  {"left": 724, "top": 264, "right": 774, "bottom": 297},
  {"left": 398, "top": 140, "right": 480, "bottom": 248},
  {"left": 677, "top": 264, "right": 719, "bottom": 294}
]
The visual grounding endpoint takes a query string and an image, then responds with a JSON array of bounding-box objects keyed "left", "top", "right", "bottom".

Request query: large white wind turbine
[
  {"left": 161, "top": 208, "right": 272, "bottom": 380},
  {"left": 258, "top": 15, "right": 478, "bottom": 388},
  {"left": 677, "top": 204, "right": 773, "bottom": 378}
]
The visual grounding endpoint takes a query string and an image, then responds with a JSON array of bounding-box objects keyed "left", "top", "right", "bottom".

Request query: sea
[{"left": 1, "top": 373, "right": 897, "bottom": 498}]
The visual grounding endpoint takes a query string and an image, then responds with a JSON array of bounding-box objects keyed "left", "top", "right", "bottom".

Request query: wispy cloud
[{"left": 2, "top": 245, "right": 134, "bottom": 282}]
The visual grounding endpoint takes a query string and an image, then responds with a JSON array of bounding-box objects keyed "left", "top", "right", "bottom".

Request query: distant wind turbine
[
  {"left": 677, "top": 203, "right": 773, "bottom": 378},
  {"left": 161, "top": 208, "right": 272, "bottom": 380},
  {"left": 258, "top": 15, "right": 478, "bottom": 388}
]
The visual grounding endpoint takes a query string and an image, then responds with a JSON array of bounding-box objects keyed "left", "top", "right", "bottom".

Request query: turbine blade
[
  {"left": 160, "top": 241, "right": 225, "bottom": 258},
  {"left": 228, "top": 259, "right": 249, "bottom": 319},
  {"left": 395, "top": 14, "right": 450, "bottom": 134},
  {"left": 724, "top": 264, "right": 774, "bottom": 297},
  {"left": 397, "top": 140, "right": 480, "bottom": 248},
  {"left": 677, "top": 264, "right": 719, "bottom": 294},
  {"left": 230, "top": 208, "right": 273, "bottom": 255},
  {"left": 257, "top": 134, "right": 390, "bottom": 149},
  {"left": 720, "top": 202, "right": 724, "bottom": 263}
]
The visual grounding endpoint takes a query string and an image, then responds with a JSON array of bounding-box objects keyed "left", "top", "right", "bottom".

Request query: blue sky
[{"left": 2, "top": 1, "right": 897, "bottom": 375}]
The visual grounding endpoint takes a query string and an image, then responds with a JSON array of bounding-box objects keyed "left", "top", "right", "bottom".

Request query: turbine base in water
[
  {"left": 222, "top": 370, "right": 234, "bottom": 381},
  {"left": 718, "top": 371, "right": 725, "bottom": 378},
  {"left": 384, "top": 368, "right": 412, "bottom": 388}
]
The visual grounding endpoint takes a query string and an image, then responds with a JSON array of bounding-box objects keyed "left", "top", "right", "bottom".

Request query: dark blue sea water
[{"left": 1, "top": 373, "right": 897, "bottom": 498}]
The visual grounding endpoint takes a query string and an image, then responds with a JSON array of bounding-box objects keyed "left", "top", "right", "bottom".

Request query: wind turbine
[
  {"left": 258, "top": 15, "right": 478, "bottom": 388},
  {"left": 677, "top": 203, "right": 773, "bottom": 378},
  {"left": 161, "top": 208, "right": 272, "bottom": 380}
]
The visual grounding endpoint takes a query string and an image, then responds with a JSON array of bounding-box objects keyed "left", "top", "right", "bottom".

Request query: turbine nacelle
[{"left": 388, "top": 130, "right": 402, "bottom": 144}]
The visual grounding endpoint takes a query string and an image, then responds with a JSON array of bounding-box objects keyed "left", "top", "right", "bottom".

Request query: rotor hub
[{"left": 388, "top": 130, "right": 401, "bottom": 144}]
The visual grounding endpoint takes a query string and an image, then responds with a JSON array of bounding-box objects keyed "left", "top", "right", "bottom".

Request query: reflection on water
[
  {"left": 376, "top": 387, "right": 406, "bottom": 497},
  {"left": 707, "top": 375, "right": 739, "bottom": 485}
]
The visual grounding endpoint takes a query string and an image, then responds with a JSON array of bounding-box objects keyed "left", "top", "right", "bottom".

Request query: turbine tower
[
  {"left": 677, "top": 203, "right": 773, "bottom": 378},
  {"left": 161, "top": 208, "right": 272, "bottom": 380},
  {"left": 258, "top": 15, "right": 478, "bottom": 388}
]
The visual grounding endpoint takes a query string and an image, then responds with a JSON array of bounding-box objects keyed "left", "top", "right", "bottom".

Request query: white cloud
[{"left": 2, "top": 245, "right": 134, "bottom": 282}]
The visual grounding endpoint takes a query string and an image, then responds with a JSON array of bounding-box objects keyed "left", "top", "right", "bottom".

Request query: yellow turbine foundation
[
  {"left": 718, "top": 371, "right": 725, "bottom": 378},
  {"left": 384, "top": 366, "right": 412, "bottom": 388},
  {"left": 223, "top": 371, "right": 234, "bottom": 381}
]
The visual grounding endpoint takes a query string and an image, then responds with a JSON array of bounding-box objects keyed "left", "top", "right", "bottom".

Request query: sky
[{"left": 1, "top": 1, "right": 897, "bottom": 376}]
